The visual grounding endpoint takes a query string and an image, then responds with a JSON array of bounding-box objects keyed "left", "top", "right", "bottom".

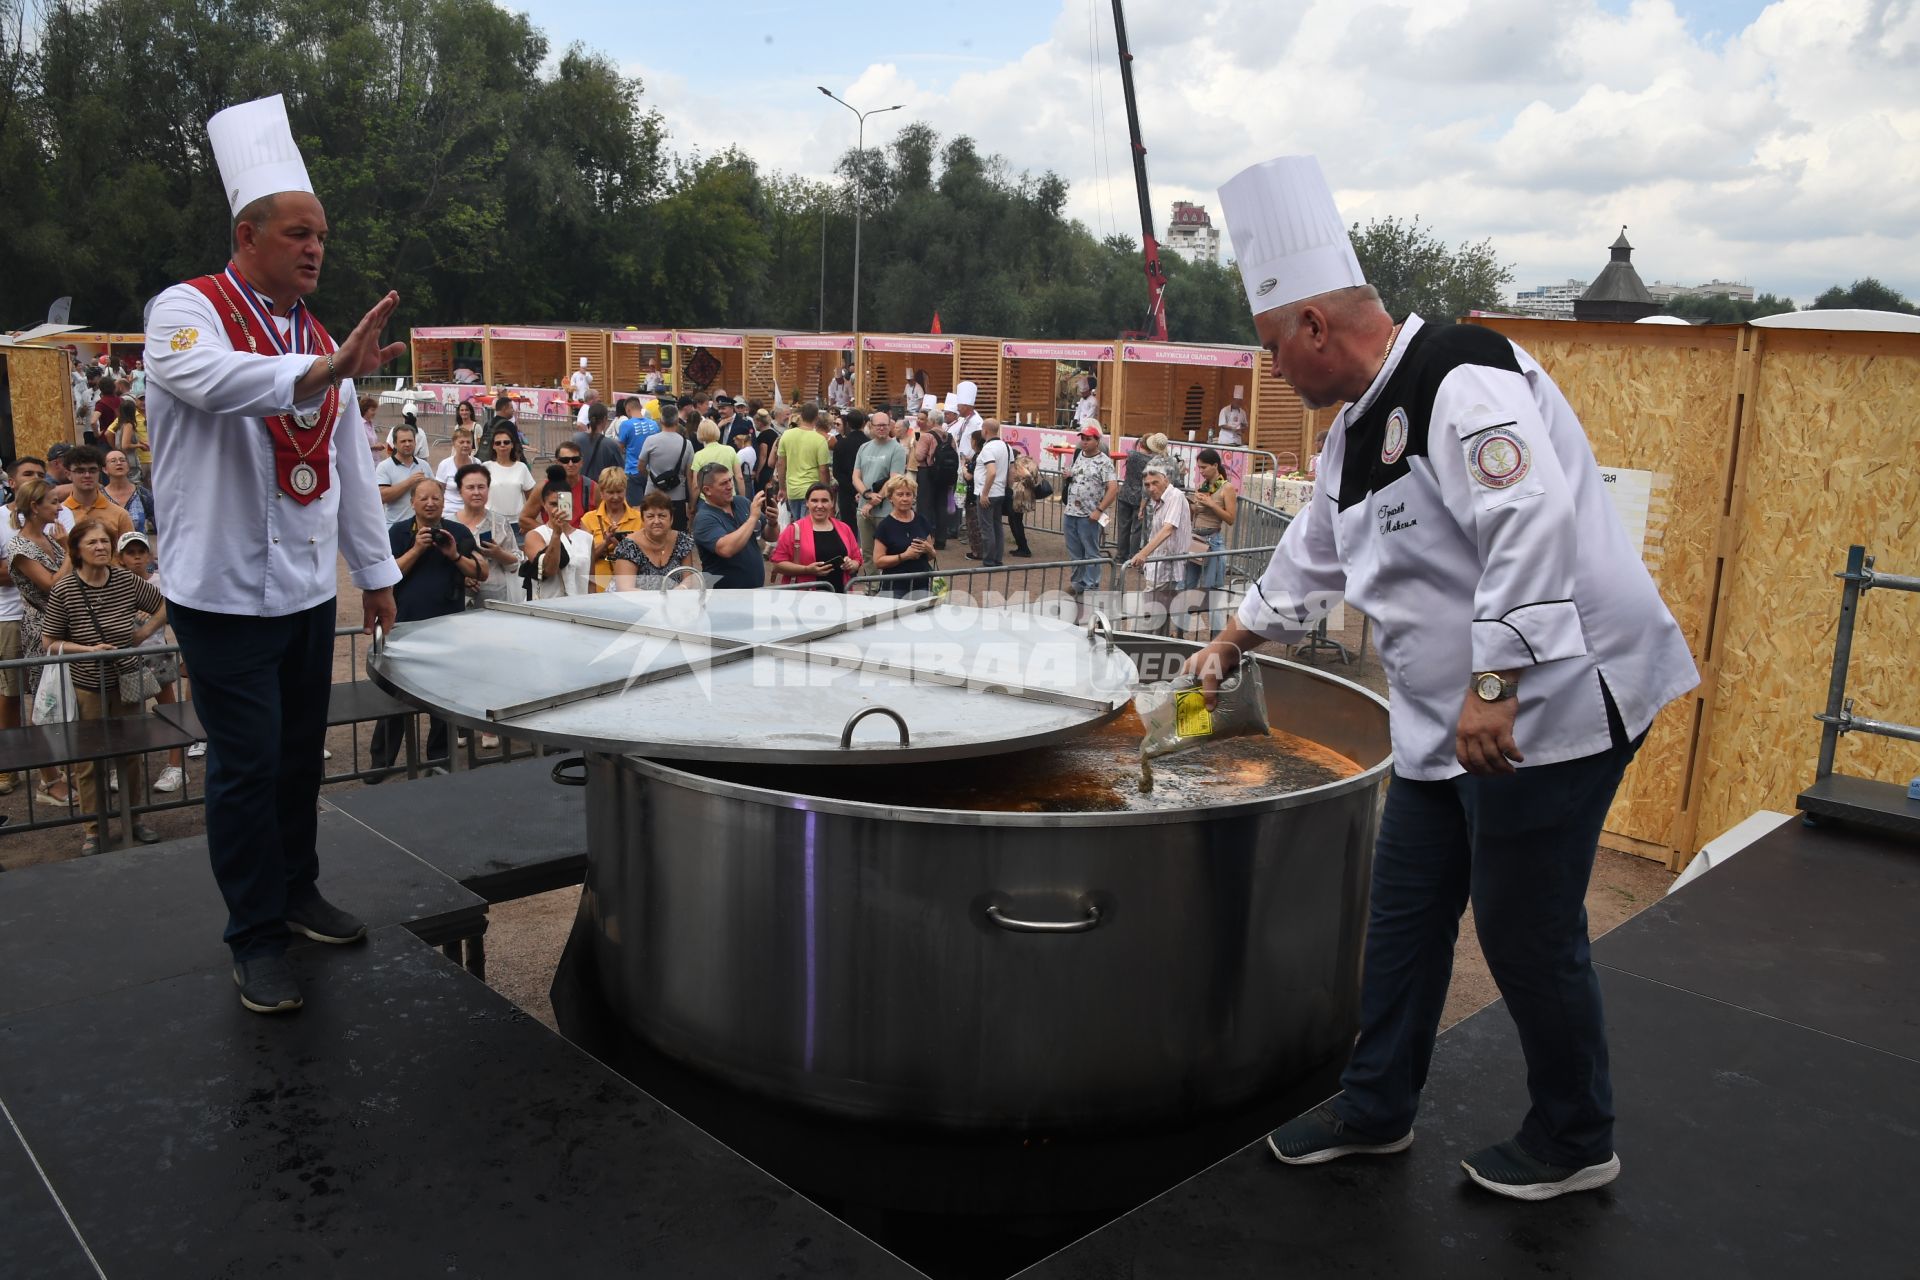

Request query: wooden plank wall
[
  {"left": 955, "top": 339, "right": 1001, "bottom": 421},
  {"left": 1692, "top": 326, "right": 1920, "bottom": 845},
  {"left": 565, "top": 331, "right": 609, "bottom": 402}
]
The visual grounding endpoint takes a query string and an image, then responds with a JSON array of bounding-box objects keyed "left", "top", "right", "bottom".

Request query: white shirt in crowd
[
  {"left": 569, "top": 368, "right": 593, "bottom": 401},
  {"left": 954, "top": 412, "right": 984, "bottom": 462},
  {"left": 1236, "top": 314, "right": 1697, "bottom": 781},
  {"left": 142, "top": 282, "right": 400, "bottom": 616},
  {"left": 483, "top": 460, "right": 535, "bottom": 521},
  {"left": 1074, "top": 394, "right": 1100, "bottom": 425},
  {"left": 973, "top": 437, "right": 1012, "bottom": 500},
  {"left": 435, "top": 454, "right": 470, "bottom": 504},
  {"left": 1144, "top": 485, "right": 1192, "bottom": 587},
  {"left": 523, "top": 524, "right": 592, "bottom": 598},
  {"left": 373, "top": 454, "right": 432, "bottom": 526}
]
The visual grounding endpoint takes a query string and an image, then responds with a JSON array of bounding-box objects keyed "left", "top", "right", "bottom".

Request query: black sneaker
[
  {"left": 1267, "top": 1102, "right": 1414, "bottom": 1165},
  {"left": 1011, "top": 548, "right": 1033, "bottom": 557},
  {"left": 285, "top": 895, "right": 368, "bottom": 945},
  {"left": 233, "top": 955, "right": 303, "bottom": 1014},
  {"left": 1461, "top": 1140, "right": 1619, "bottom": 1201}
]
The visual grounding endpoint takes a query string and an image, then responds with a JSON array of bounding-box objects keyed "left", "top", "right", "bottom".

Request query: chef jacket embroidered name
[
  {"left": 183, "top": 266, "right": 339, "bottom": 504},
  {"left": 1237, "top": 315, "right": 1698, "bottom": 781}
]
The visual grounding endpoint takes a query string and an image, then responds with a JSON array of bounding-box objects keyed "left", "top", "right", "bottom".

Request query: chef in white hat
[
  {"left": 568, "top": 356, "right": 593, "bottom": 404},
  {"left": 1187, "top": 155, "right": 1696, "bottom": 1201},
  {"left": 143, "top": 94, "right": 406, "bottom": 1017},
  {"left": 948, "top": 383, "right": 988, "bottom": 557},
  {"left": 1214, "top": 384, "right": 1246, "bottom": 445}
]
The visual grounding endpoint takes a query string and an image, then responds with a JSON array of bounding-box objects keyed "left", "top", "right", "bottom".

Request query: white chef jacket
[
  {"left": 569, "top": 369, "right": 593, "bottom": 400},
  {"left": 1238, "top": 315, "right": 1696, "bottom": 780},
  {"left": 1216, "top": 405, "right": 1246, "bottom": 444},
  {"left": 954, "top": 412, "right": 984, "bottom": 462},
  {"left": 144, "top": 282, "right": 401, "bottom": 616}
]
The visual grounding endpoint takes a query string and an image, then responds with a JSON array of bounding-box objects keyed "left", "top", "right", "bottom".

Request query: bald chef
[
  {"left": 1187, "top": 156, "right": 1697, "bottom": 1201},
  {"left": 146, "top": 95, "right": 405, "bottom": 1015}
]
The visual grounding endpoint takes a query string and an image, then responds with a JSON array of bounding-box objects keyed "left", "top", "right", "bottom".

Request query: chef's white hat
[
  {"left": 955, "top": 380, "right": 978, "bottom": 408},
  {"left": 208, "top": 94, "right": 314, "bottom": 217},
  {"left": 1217, "top": 155, "right": 1364, "bottom": 316},
  {"left": 1232, "top": 385, "right": 1244, "bottom": 400},
  {"left": 579, "top": 357, "right": 588, "bottom": 368},
  {"left": 942, "top": 392, "right": 961, "bottom": 414}
]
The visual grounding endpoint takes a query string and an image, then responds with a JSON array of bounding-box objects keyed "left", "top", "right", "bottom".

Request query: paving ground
[{"left": 0, "top": 425, "right": 1673, "bottom": 1035}]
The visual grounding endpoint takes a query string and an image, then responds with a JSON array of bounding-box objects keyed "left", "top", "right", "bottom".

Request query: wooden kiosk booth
[
  {"left": 856, "top": 334, "right": 1004, "bottom": 416},
  {"left": 673, "top": 330, "right": 753, "bottom": 402},
  {"left": 1000, "top": 340, "right": 1118, "bottom": 428},
  {"left": 55, "top": 331, "right": 146, "bottom": 370},
  {"left": 489, "top": 326, "right": 609, "bottom": 420},
  {"left": 408, "top": 325, "right": 488, "bottom": 412},
  {"left": 773, "top": 333, "right": 855, "bottom": 407},
  {"left": 1112, "top": 340, "right": 1260, "bottom": 444},
  {"left": 609, "top": 328, "right": 675, "bottom": 402}
]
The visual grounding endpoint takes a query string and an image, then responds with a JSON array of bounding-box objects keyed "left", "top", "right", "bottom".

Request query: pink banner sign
[
  {"left": 1003, "top": 341, "right": 1115, "bottom": 362},
  {"left": 417, "top": 383, "right": 492, "bottom": 409},
  {"left": 676, "top": 331, "right": 746, "bottom": 349},
  {"left": 775, "top": 334, "right": 854, "bottom": 351},
  {"left": 1120, "top": 343, "right": 1255, "bottom": 368},
  {"left": 863, "top": 336, "right": 954, "bottom": 355},
  {"left": 1000, "top": 425, "right": 1087, "bottom": 474},
  {"left": 612, "top": 329, "right": 674, "bottom": 344},
  {"left": 414, "top": 326, "right": 485, "bottom": 340},
  {"left": 488, "top": 326, "right": 567, "bottom": 343}
]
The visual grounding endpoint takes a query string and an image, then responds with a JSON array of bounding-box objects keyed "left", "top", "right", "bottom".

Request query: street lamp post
[{"left": 818, "top": 88, "right": 902, "bottom": 336}]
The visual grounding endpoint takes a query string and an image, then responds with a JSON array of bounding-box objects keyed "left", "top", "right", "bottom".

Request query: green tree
[
  {"left": 1348, "top": 215, "right": 1514, "bottom": 323},
  {"left": 1655, "top": 292, "right": 1796, "bottom": 324},
  {"left": 1809, "top": 278, "right": 1917, "bottom": 314}
]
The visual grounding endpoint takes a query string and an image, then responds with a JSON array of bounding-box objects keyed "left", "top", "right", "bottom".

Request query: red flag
[{"left": 930, "top": 311, "right": 943, "bottom": 335}]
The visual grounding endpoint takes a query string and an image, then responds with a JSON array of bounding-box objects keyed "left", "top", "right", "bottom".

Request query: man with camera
[{"left": 369, "top": 479, "right": 480, "bottom": 777}]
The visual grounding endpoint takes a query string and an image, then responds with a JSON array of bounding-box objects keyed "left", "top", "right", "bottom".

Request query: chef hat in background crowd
[
  {"left": 955, "top": 380, "right": 978, "bottom": 408},
  {"left": 209, "top": 94, "right": 313, "bottom": 216},
  {"left": 942, "top": 392, "right": 961, "bottom": 414},
  {"left": 1217, "top": 155, "right": 1365, "bottom": 316}
]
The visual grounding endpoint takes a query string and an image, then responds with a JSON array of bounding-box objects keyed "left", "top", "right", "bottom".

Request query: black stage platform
[{"left": 1, "top": 774, "right": 1911, "bottom": 1278}]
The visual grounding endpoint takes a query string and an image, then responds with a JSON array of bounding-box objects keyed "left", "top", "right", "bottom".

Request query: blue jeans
[
  {"left": 167, "top": 598, "right": 336, "bottom": 962},
  {"left": 1333, "top": 691, "right": 1642, "bottom": 1167},
  {"left": 1063, "top": 513, "right": 1104, "bottom": 592},
  {"left": 1184, "top": 527, "right": 1225, "bottom": 590}
]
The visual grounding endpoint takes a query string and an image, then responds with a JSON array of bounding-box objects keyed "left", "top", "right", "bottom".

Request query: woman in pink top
[{"left": 770, "top": 483, "right": 861, "bottom": 592}]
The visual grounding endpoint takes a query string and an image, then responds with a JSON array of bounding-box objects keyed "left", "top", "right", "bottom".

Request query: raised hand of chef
[{"left": 1456, "top": 679, "right": 1525, "bottom": 775}]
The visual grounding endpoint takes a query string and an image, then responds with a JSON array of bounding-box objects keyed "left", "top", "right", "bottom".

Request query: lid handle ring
[
  {"left": 1086, "top": 609, "right": 1113, "bottom": 646},
  {"left": 840, "top": 705, "right": 909, "bottom": 750},
  {"left": 664, "top": 564, "right": 710, "bottom": 606}
]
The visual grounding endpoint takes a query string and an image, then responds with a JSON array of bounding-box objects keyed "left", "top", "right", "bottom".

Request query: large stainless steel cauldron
[{"left": 581, "top": 636, "right": 1389, "bottom": 1132}]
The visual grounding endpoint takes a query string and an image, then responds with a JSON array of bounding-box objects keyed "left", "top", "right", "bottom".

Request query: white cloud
[{"left": 626, "top": 0, "right": 1920, "bottom": 304}]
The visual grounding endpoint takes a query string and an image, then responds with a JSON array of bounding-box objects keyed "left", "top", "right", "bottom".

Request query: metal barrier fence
[{"left": 0, "top": 628, "right": 543, "bottom": 839}]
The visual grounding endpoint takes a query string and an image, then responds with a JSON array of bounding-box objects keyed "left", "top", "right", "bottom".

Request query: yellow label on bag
[{"left": 1174, "top": 689, "right": 1213, "bottom": 739}]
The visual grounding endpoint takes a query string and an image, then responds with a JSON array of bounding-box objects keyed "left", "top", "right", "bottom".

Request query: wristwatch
[{"left": 1473, "top": 671, "right": 1518, "bottom": 703}]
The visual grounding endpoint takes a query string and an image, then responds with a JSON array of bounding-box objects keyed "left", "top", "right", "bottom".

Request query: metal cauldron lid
[{"left": 367, "top": 588, "right": 1139, "bottom": 763}]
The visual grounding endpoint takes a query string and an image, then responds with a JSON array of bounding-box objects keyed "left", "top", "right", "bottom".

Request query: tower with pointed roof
[{"left": 1574, "top": 227, "right": 1660, "bottom": 322}]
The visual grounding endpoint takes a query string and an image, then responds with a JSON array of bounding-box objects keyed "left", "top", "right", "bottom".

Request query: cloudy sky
[{"left": 531, "top": 0, "right": 1919, "bottom": 306}]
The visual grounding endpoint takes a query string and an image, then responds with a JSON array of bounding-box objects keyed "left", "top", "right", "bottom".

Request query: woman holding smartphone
[
  {"left": 771, "top": 482, "right": 861, "bottom": 592},
  {"left": 448, "top": 463, "right": 523, "bottom": 606}
]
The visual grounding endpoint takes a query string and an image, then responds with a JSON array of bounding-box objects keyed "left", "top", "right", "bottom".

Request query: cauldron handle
[
  {"left": 664, "top": 565, "right": 709, "bottom": 604},
  {"left": 840, "top": 705, "right": 909, "bottom": 749},
  {"left": 1085, "top": 609, "right": 1112, "bottom": 645},
  {"left": 550, "top": 755, "right": 588, "bottom": 787},
  {"left": 987, "top": 902, "right": 1103, "bottom": 934}
]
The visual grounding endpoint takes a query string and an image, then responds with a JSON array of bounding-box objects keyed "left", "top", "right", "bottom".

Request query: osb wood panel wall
[
  {"left": 1472, "top": 318, "right": 1741, "bottom": 860},
  {"left": 1694, "top": 327, "right": 1920, "bottom": 844},
  {"left": 6, "top": 346, "right": 76, "bottom": 461}
]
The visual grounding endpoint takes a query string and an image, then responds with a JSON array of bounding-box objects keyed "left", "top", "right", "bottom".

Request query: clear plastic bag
[{"left": 1135, "top": 659, "right": 1270, "bottom": 791}]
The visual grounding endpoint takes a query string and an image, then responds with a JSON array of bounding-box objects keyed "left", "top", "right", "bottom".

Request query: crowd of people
[{"left": 387, "top": 377, "right": 1241, "bottom": 605}]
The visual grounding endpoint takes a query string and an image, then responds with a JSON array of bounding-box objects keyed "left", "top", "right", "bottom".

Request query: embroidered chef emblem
[
  {"left": 169, "top": 327, "right": 199, "bottom": 352},
  {"left": 1466, "top": 428, "right": 1531, "bottom": 489},
  {"left": 1381, "top": 408, "right": 1409, "bottom": 464}
]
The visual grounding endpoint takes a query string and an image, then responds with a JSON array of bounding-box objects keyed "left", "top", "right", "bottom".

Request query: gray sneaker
[
  {"left": 284, "top": 895, "right": 368, "bottom": 945},
  {"left": 1461, "top": 1140, "right": 1620, "bottom": 1201},
  {"left": 1267, "top": 1102, "right": 1414, "bottom": 1165},
  {"left": 233, "top": 955, "right": 303, "bottom": 1014}
]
